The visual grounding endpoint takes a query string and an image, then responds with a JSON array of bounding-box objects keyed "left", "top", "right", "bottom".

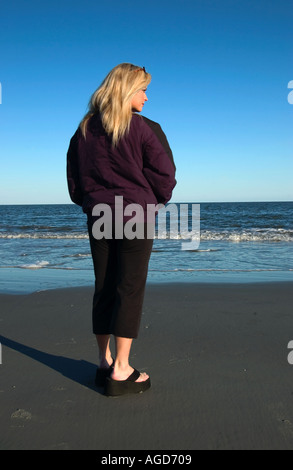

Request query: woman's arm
[
  {"left": 141, "top": 118, "right": 176, "bottom": 205},
  {"left": 66, "top": 130, "right": 83, "bottom": 206}
]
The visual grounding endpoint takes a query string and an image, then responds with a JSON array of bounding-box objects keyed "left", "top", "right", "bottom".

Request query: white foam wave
[
  {"left": 200, "top": 229, "right": 293, "bottom": 242},
  {"left": 0, "top": 228, "right": 292, "bottom": 242},
  {"left": 150, "top": 268, "right": 293, "bottom": 273},
  {"left": 166, "top": 228, "right": 293, "bottom": 243},
  {"left": 18, "top": 260, "right": 50, "bottom": 269},
  {"left": 62, "top": 253, "right": 91, "bottom": 258},
  {"left": 0, "top": 233, "right": 88, "bottom": 240}
]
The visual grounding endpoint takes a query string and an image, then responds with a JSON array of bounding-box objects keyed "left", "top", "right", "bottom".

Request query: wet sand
[{"left": 1, "top": 282, "right": 293, "bottom": 450}]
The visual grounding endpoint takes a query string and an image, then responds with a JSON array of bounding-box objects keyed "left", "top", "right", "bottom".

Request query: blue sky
[{"left": 0, "top": 0, "right": 292, "bottom": 204}]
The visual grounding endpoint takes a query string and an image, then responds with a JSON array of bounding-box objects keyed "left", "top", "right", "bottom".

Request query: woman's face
[{"left": 131, "top": 88, "right": 148, "bottom": 112}]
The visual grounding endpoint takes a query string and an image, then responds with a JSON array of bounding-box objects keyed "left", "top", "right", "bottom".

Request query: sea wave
[
  {"left": 157, "top": 228, "right": 293, "bottom": 242},
  {"left": 0, "top": 233, "right": 89, "bottom": 239},
  {"left": 1, "top": 263, "right": 90, "bottom": 271},
  {"left": 149, "top": 268, "right": 293, "bottom": 273},
  {"left": 1, "top": 264, "right": 292, "bottom": 273},
  {"left": 200, "top": 228, "right": 293, "bottom": 242},
  {"left": 18, "top": 260, "right": 50, "bottom": 269},
  {"left": 0, "top": 228, "right": 292, "bottom": 242}
]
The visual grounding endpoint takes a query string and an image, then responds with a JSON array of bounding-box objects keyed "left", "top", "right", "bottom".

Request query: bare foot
[{"left": 111, "top": 365, "right": 149, "bottom": 383}]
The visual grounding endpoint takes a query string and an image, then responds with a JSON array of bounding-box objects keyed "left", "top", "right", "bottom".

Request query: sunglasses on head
[{"left": 132, "top": 65, "right": 147, "bottom": 73}]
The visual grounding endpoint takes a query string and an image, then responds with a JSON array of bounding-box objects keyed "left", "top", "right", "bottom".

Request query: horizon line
[{"left": 0, "top": 200, "right": 292, "bottom": 206}]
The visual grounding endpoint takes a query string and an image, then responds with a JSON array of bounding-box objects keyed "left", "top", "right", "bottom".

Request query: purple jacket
[{"left": 67, "top": 113, "right": 176, "bottom": 219}]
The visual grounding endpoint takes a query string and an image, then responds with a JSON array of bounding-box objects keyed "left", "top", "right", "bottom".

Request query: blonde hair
[{"left": 80, "top": 63, "right": 151, "bottom": 146}]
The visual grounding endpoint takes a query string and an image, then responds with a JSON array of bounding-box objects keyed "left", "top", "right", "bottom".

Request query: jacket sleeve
[
  {"left": 141, "top": 120, "right": 176, "bottom": 205},
  {"left": 142, "top": 117, "right": 176, "bottom": 169},
  {"left": 66, "top": 130, "right": 83, "bottom": 206}
]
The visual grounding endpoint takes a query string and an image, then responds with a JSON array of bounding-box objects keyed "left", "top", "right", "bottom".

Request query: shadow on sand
[{"left": 0, "top": 335, "right": 103, "bottom": 394}]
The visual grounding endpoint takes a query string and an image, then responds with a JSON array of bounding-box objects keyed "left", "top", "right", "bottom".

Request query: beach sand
[{"left": 1, "top": 281, "right": 293, "bottom": 450}]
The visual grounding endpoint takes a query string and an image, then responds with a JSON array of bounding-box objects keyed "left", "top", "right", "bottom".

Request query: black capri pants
[{"left": 88, "top": 223, "right": 154, "bottom": 339}]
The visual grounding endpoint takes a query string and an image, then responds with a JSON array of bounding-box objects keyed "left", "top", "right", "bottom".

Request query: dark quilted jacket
[{"left": 67, "top": 113, "right": 176, "bottom": 218}]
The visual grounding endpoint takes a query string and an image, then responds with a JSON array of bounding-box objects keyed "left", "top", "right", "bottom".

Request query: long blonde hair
[{"left": 80, "top": 63, "right": 151, "bottom": 146}]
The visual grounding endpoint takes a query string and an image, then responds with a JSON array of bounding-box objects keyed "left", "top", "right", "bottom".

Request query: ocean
[{"left": 0, "top": 201, "right": 292, "bottom": 293}]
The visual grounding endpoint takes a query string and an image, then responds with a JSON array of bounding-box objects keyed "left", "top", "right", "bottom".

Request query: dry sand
[{"left": 1, "top": 282, "right": 293, "bottom": 450}]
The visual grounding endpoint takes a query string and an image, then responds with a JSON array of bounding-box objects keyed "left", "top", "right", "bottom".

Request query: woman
[{"left": 67, "top": 63, "right": 176, "bottom": 396}]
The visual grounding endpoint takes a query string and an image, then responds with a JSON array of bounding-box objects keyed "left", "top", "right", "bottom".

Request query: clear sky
[{"left": 0, "top": 0, "right": 292, "bottom": 204}]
